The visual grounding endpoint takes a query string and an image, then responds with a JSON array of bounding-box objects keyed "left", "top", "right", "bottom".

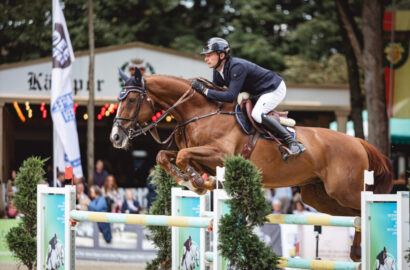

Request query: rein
[
  {"left": 156, "top": 102, "right": 238, "bottom": 147},
  {"left": 115, "top": 82, "right": 239, "bottom": 147},
  {"left": 128, "top": 85, "right": 195, "bottom": 142}
]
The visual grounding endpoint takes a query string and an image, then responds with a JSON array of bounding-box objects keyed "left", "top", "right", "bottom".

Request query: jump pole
[{"left": 70, "top": 210, "right": 212, "bottom": 228}]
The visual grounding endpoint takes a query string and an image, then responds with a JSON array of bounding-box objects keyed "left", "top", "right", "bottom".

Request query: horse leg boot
[{"left": 261, "top": 113, "right": 306, "bottom": 155}]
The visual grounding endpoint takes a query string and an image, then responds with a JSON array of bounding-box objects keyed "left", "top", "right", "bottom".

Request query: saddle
[
  {"left": 239, "top": 99, "right": 295, "bottom": 135},
  {"left": 237, "top": 99, "right": 297, "bottom": 160}
]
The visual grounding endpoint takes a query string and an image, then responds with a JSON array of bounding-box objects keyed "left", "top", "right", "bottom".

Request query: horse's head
[{"left": 110, "top": 68, "right": 154, "bottom": 149}]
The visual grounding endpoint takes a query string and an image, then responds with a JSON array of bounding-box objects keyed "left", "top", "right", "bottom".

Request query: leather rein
[{"left": 113, "top": 84, "right": 238, "bottom": 147}]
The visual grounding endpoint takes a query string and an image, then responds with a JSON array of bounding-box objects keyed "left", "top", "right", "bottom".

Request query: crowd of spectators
[
  {"left": 1, "top": 160, "right": 157, "bottom": 244},
  {"left": 265, "top": 186, "right": 317, "bottom": 215}
]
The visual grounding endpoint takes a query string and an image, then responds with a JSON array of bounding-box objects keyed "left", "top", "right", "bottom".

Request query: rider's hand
[{"left": 191, "top": 80, "right": 207, "bottom": 96}]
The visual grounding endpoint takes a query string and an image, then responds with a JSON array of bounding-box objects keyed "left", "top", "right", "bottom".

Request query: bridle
[
  {"left": 113, "top": 85, "right": 153, "bottom": 138},
  {"left": 113, "top": 79, "right": 238, "bottom": 147},
  {"left": 113, "top": 84, "right": 196, "bottom": 144}
]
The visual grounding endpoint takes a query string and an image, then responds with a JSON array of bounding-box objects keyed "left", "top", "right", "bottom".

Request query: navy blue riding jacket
[{"left": 206, "top": 57, "right": 283, "bottom": 103}]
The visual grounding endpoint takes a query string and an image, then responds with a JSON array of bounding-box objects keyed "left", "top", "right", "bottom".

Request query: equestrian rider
[{"left": 191, "top": 37, "right": 306, "bottom": 156}]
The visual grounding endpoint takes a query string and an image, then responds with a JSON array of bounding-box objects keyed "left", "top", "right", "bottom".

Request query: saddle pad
[{"left": 234, "top": 104, "right": 296, "bottom": 140}]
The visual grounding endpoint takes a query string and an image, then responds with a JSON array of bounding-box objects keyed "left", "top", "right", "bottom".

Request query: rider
[{"left": 191, "top": 37, "right": 306, "bottom": 156}]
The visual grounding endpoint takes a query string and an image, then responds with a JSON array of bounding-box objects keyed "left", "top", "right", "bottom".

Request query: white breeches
[{"left": 251, "top": 80, "right": 286, "bottom": 123}]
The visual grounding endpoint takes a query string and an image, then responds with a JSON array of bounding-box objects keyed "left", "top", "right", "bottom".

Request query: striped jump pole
[
  {"left": 204, "top": 253, "right": 361, "bottom": 270},
  {"left": 266, "top": 214, "right": 361, "bottom": 228},
  {"left": 70, "top": 210, "right": 212, "bottom": 228},
  {"left": 278, "top": 257, "right": 361, "bottom": 270}
]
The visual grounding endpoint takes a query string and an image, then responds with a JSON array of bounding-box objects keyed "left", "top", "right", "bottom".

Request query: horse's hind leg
[{"left": 300, "top": 182, "right": 361, "bottom": 262}]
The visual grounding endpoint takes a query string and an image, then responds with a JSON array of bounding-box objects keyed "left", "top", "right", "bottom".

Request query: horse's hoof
[{"left": 194, "top": 188, "right": 207, "bottom": 195}]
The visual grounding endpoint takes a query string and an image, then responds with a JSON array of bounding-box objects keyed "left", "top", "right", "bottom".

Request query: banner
[
  {"left": 384, "top": 11, "right": 410, "bottom": 118},
  {"left": 51, "top": 0, "right": 83, "bottom": 178}
]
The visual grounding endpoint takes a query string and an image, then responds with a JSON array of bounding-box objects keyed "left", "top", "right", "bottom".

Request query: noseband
[{"left": 113, "top": 85, "right": 154, "bottom": 138}]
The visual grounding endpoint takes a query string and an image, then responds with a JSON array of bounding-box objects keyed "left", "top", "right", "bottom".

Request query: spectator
[
  {"left": 6, "top": 170, "right": 18, "bottom": 203},
  {"left": 272, "top": 199, "right": 282, "bottom": 214},
  {"left": 74, "top": 176, "right": 88, "bottom": 195},
  {"left": 146, "top": 167, "right": 157, "bottom": 208},
  {"left": 55, "top": 172, "right": 65, "bottom": 187},
  {"left": 103, "top": 175, "right": 122, "bottom": 213},
  {"left": 272, "top": 187, "right": 293, "bottom": 214},
  {"left": 89, "top": 185, "right": 112, "bottom": 243},
  {"left": 122, "top": 189, "right": 141, "bottom": 214},
  {"left": 76, "top": 183, "right": 91, "bottom": 211},
  {"left": 45, "top": 164, "right": 53, "bottom": 187},
  {"left": 94, "top": 160, "right": 108, "bottom": 188},
  {"left": 6, "top": 200, "right": 18, "bottom": 218},
  {"left": 292, "top": 200, "right": 309, "bottom": 215}
]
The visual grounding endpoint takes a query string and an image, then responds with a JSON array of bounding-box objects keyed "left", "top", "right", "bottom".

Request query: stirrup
[{"left": 288, "top": 141, "right": 306, "bottom": 156}]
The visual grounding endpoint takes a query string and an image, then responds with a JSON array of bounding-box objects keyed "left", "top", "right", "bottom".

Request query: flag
[
  {"left": 384, "top": 11, "right": 410, "bottom": 118},
  {"left": 51, "top": 0, "right": 83, "bottom": 178}
]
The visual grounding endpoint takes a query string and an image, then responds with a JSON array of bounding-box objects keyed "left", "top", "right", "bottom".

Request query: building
[{"left": 0, "top": 41, "right": 351, "bottom": 186}]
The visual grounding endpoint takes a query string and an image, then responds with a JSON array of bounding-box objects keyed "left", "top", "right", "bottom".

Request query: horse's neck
[{"left": 146, "top": 75, "right": 216, "bottom": 123}]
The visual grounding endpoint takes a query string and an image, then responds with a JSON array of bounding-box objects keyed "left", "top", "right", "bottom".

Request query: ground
[{"left": 0, "top": 260, "right": 147, "bottom": 270}]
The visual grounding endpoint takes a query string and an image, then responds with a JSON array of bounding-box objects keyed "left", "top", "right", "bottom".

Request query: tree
[
  {"left": 335, "top": 0, "right": 365, "bottom": 139},
  {"left": 336, "top": 0, "right": 389, "bottom": 154},
  {"left": 6, "top": 157, "right": 47, "bottom": 270}
]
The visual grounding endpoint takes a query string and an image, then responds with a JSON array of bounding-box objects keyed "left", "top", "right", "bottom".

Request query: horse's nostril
[{"left": 113, "top": 134, "right": 120, "bottom": 141}]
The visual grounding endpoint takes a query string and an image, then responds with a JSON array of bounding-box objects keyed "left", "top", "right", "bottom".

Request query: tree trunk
[
  {"left": 336, "top": 5, "right": 365, "bottom": 139},
  {"left": 362, "top": 0, "right": 389, "bottom": 155},
  {"left": 87, "top": 0, "right": 95, "bottom": 188}
]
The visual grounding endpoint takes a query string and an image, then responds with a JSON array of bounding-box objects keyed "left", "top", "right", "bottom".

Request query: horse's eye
[{"left": 129, "top": 98, "right": 137, "bottom": 103}]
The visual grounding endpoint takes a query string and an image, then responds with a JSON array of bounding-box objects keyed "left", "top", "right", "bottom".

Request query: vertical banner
[
  {"left": 171, "top": 188, "right": 208, "bottom": 270},
  {"left": 178, "top": 197, "right": 201, "bottom": 270},
  {"left": 383, "top": 11, "right": 410, "bottom": 118},
  {"left": 369, "top": 202, "right": 398, "bottom": 270},
  {"left": 37, "top": 185, "right": 75, "bottom": 270},
  {"left": 51, "top": 0, "right": 83, "bottom": 178}
]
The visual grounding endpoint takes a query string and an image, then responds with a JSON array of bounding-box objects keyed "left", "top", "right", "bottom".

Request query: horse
[{"left": 110, "top": 68, "right": 393, "bottom": 260}]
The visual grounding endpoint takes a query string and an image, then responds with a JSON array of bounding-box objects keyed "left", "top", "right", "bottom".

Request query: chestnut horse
[{"left": 110, "top": 69, "right": 393, "bottom": 259}]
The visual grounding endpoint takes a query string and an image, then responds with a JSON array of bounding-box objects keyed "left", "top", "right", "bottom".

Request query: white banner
[{"left": 51, "top": 0, "right": 83, "bottom": 178}]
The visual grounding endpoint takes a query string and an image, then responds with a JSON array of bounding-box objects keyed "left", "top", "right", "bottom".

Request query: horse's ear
[
  {"left": 134, "top": 68, "right": 143, "bottom": 84},
  {"left": 118, "top": 68, "right": 129, "bottom": 82}
]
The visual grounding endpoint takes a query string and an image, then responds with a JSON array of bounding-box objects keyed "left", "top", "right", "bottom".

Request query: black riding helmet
[{"left": 201, "top": 37, "right": 230, "bottom": 68}]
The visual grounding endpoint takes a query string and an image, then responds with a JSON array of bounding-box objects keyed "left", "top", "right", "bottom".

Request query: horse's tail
[{"left": 358, "top": 138, "right": 393, "bottom": 194}]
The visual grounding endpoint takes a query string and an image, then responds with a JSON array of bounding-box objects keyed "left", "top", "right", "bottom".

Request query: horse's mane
[{"left": 150, "top": 74, "right": 226, "bottom": 91}]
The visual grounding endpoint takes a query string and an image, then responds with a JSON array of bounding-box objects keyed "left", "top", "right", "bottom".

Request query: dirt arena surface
[{"left": 0, "top": 260, "right": 147, "bottom": 270}]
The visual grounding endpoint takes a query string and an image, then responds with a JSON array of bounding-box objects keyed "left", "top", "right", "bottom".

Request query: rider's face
[{"left": 204, "top": 52, "right": 224, "bottom": 69}]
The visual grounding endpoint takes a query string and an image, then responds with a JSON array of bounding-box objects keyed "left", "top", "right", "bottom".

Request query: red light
[
  {"left": 161, "top": 110, "right": 165, "bottom": 114},
  {"left": 114, "top": 104, "right": 118, "bottom": 110},
  {"left": 101, "top": 108, "right": 106, "bottom": 114},
  {"left": 156, "top": 112, "right": 161, "bottom": 118},
  {"left": 152, "top": 116, "right": 157, "bottom": 122},
  {"left": 105, "top": 104, "right": 109, "bottom": 108},
  {"left": 97, "top": 114, "right": 102, "bottom": 120},
  {"left": 41, "top": 102, "right": 45, "bottom": 107},
  {"left": 42, "top": 110, "right": 47, "bottom": 119}
]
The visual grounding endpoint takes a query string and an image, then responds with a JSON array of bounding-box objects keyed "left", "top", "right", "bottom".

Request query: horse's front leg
[
  {"left": 175, "top": 146, "right": 225, "bottom": 193},
  {"left": 156, "top": 150, "right": 191, "bottom": 181},
  {"left": 156, "top": 150, "right": 198, "bottom": 190}
]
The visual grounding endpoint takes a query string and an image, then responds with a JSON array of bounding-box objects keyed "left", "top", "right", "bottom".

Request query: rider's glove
[{"left": 191, "top": 80, "right": 207, "bottom": 96}]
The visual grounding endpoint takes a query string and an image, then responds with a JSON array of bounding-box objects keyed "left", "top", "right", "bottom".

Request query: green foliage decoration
[
  {"left": 6, "top": 156, "right": 47, "bottom": 270},
  {"left": 145, "top": 165, "right": 179, "bottom": 270},
  {"left": 218, "top": 155, "right": 280, "bottom": 269}
]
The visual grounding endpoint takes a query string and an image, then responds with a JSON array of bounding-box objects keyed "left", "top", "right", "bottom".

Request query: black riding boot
[{"left": 261, "top": 114, "right": 306, "bottom": 156}]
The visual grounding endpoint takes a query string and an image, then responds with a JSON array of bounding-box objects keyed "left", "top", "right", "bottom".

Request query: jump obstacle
[{"left": 37, "top": 170, "right": 409, "bottom": 270}]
